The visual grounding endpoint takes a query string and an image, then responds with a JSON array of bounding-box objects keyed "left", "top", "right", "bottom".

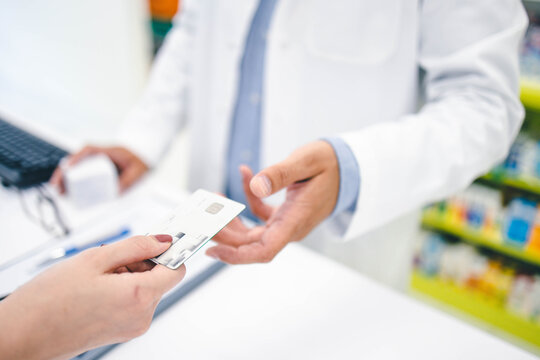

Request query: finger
[
  {"left": 206, "top": 223, "right": 293, "bottom": 264},
  {"left": 224, "top": 217, "right": 248, "bottom": 232},
  {"left": 125, "top": 259, "right": 155, "bottom": 273},
  {"left": 240, "top": 165, "right": 273, "bottom": 221},
  {"left": 211, "top": 224, "right": 264, "bottom": 247},
  {"left": 206, "top": 240, "right": 285, "bottom": 264},
  {"left": 118, "top": 163, "right": 146, "bottom": 192},
  {"left": 50, "top": 145, "right": 105, "bottom": 193},
  {"left": 98, "top": 235, "right": 172, "bottom": 271},
  {"left": 114, "top": 266, "right": 130, "bottom": 274},
  {"left": 249, "top": 142, "right": 330, "bottom": 198},
  {"left": 138, "top": 263, "right": 186, "bottom": 296},
  {"left": 211, "top": 222, "right": 247, "bottom": 246},
  {"left": 49, "top": 167, "right": 66, "bottom": 194},
  {"left": 115, "top": 260, "right": 156, "bottom": 273},
  {"left": 66, "top": 145, "right": 102, "bottom": 166}
]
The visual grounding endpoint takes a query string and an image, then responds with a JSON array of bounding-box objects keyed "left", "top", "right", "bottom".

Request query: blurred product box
[{"left": 149, "top": 0, "right": 179, "bottom": 21}]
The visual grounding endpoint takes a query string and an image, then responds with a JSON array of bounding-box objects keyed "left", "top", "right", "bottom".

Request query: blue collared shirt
[{"left": 225, "top": 0, "right": 360, "bottom": 220}]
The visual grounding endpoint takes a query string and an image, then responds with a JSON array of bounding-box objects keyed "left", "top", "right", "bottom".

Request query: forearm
[
  {"left": 0, "top": 278, "right": 92, "bottom": 360},
  {"left": 0, "top": 294, "right": 61, "bottom": 360},
  {"left": 323, "top": 137, "right": 360, "bottom": 216},
  {"left": 118, "top": 3, "right": 198, "bottom": 166},
  {"left": 342, "top": 85, "right": 523, "bottom": 239}
]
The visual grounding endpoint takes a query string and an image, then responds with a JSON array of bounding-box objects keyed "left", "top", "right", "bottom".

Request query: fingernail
[
  {"left": 251, "top": 175, "right": 272, "bottom": 197},
  {"left": 207, "top": 252, "right": 220, "bottom": 260},
  {"left": 154, "top": 234, "right": 172, "bottom": 243}
]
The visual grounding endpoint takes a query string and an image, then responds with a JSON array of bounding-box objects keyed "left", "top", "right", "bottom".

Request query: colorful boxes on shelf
[
  {"left": 147, "top": 0, "right": 180, "bottom": 53},
  {"left": 149, "top": 0, "right": 179, "bottom": 21},
  {"left": 415, "top": 233, "right": 540, "bottom": 324},
  {"left": 424, "top": 183, "right": 540, "bottom": 261}
]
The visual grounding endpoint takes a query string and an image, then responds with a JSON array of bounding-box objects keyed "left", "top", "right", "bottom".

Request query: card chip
[{"left": 205, "top": 202, "right": 224, "bottom": 214}]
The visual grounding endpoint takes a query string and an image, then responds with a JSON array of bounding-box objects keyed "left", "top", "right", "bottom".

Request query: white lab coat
[{"left": 119, "top": 0, "right": 527, "bottom": 288}]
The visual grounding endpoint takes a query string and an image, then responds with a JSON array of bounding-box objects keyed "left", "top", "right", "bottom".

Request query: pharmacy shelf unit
[
  {"left": 480, "top": 172, "right": 540, "bottom": 198},
  {"left": 410, "top": 271, "right": 540, "bottom": 354},
  {"left": 521, "top": 80, "right": 540, "bottom": 114},
  {"left": 421, "top": 209, "right": 540, "bottom": 268}
]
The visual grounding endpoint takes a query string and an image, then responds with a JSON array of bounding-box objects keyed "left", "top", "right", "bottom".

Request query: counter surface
[{"left": 106, "top": 243, "right": 537, "bottom": 360}]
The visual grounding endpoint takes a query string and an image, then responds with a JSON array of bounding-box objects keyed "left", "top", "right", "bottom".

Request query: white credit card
[{"left": 148, "top": 189, "right": 245, "bottom": 269}]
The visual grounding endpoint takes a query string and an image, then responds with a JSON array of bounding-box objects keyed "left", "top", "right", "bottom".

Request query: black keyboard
[{"left": 0, "top": 117, "right": 68, "bottom": 188}]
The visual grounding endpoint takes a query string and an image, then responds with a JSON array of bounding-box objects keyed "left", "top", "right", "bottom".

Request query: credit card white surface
[{"left": 149, "top": 189, "right": 245, "bottom": 269}]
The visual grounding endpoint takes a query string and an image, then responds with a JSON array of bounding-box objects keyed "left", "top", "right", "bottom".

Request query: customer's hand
[
  {"left": 206, "top": 141, "right": 340, "bottom": 264},
  {"left": 0, "top": 235, "right": 185, "bottom": 360},
  {"left": 50, "top": 145, "right": 149, "bottom": 193}
]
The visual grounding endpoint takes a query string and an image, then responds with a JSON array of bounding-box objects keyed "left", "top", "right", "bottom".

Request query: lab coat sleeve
[
  {"left": 117, "top": 0, "right": 199, "bottom": 167},
  {"left": 340, "top": 0, "right": 528, "bottom": 240}
]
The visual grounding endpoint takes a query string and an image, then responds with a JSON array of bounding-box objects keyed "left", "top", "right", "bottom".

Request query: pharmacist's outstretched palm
[{"left": 206, "top": 141, "right": 339, "bottom": 264}]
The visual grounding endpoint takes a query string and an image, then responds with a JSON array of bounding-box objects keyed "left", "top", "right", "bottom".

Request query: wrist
[
  {"left": 320, "top": 137, "right": 360, "bottom": 216},
  {"left": 0, "top": 295, "right": 40, "bottom": 359},
  {"left": 0, "top": 289, "right": 70, "bottom": 360}
]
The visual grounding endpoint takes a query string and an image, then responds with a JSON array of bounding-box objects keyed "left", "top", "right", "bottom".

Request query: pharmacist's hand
[
  {"left": 50, "top": 145, "right": 149, "bottom": 193},
  {"left": 207, "top": 141, "right": 340, "bottom": 264},
  {"left": 0, "top": 235, "right": 185, "bottom": 360}
]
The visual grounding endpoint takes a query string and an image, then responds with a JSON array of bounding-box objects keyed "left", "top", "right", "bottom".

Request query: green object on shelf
[
  {"left": 421, "top": 210, "right": 540, "bottom": 267},
  {"left": 410, "top": 271, "right": 540, "bottom": 353},
  {"left": 150, "top": 19, "right": 174, "bottom": 54},
  {"left": 151, "top": 19, "right": 173, "bottom": 37},
  {"left": 481, "top": 172, "right": 540, "bottom": 197},
  {"left": 521, "top": 80, "right": 540, "bottom": 114}
]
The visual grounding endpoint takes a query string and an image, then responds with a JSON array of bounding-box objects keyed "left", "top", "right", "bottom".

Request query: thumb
[
  {"left": 98, "top": 235, "right": 172, "bottom": 271},
  {"left": 250, "top": 149, "right": 322, "bottom": 198},
  {"left": 250, "top": 141, "right": 338, "bottom": 198}
]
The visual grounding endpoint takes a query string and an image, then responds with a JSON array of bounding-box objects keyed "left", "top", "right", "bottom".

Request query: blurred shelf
[
  {"left": 480, "top": 172, "right": 540, "bottom": 197},
  {"left": 149, "top": 0, "right": 179, "bottom": 20},
  {"left": 410, "top": 271, "right": 540, "bottom": 352},
  {"left": 422, "top": 210, "right": 540, "bottom": 267},
  {"left": 521, "top": 80, "right": 540, "bottom": 113},
  {"left": 151, "top": 18, "right": 174, "bottom": 37},
  {"left": 150, "top": 19, "right": 174, "bottom": 54}
]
